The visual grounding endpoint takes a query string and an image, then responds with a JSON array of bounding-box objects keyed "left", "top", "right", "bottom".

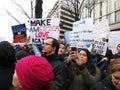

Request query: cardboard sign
[{"left": 29, "top": 18, "right": 60, "bottom": 44}]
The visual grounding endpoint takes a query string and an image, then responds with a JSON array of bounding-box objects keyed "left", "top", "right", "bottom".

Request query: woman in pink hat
[{"left": 12, "top": 55, "right": 55, "bottom": 90}]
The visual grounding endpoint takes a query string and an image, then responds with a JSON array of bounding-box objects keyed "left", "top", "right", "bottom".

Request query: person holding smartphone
[{"left": 65, "top": 48, "right": 101, "bottom": 90}]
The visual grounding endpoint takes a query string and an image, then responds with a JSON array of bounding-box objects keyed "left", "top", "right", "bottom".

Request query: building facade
[
  {"left": 47, "top": 0, "right": 76, "bottom": 38},
  {"left": 83, "top": 0, "right": 120, "bottom": 31},
  {"left": 47, "top": 0, "right": 120, "bottom": 38}
]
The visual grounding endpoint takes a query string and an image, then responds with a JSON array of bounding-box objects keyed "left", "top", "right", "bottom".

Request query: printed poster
[
  {"left": 12, "top": 24, "right": 27, "bottom": 43},
  {"left": 29, "top": 18, "right": 60, "bottom": 44}
]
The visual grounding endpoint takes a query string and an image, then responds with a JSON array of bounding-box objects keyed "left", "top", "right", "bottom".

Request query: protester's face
[
  {"left": 111, "top": 71, "right": 120, "bottom": 90},
  {"left": 117, "top": 45, "right": 120, "bottom": 53},
  {"left": 58, "top": 46, "right": 66, "bottom": 55},
  {"left": 42, "top": 38, "right": 55, "bottom": 55},
  {"left": 78, "top": 50, "right": 88, "bottom": 64}
]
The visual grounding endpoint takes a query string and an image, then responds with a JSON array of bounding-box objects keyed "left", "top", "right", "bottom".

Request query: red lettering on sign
[
  {"left": 35, "top": 32, "right": 49, "bottom": 38},
  {"left": 40, "top": 26, "right": 60, "bottom": 31}
]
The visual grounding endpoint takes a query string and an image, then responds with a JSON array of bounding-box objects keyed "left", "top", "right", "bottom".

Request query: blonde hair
[{"left": 109, "top": 58, "right": 120, "bottom": 74}]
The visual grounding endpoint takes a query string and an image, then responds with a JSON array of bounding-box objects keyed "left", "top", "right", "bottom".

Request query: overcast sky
[{"left": 0, "top": 0, "right": 57, "bottom": 42}]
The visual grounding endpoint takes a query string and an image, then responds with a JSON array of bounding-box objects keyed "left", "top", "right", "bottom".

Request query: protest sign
[
  {"left": 93, "top": 19, "right": 110, "bottom": 40},
  {"left": 70, "top": 30, "right": 79, "bottom": 47},
  {"left": 64, "top": 31, "right": 70, "bottom": 45},
  {"left": 12, "top": 24, "right": 26, "bottom": 43},
  {"left": 108, "top": 31, "right": 120, "bottom": 54},
  {"left": 94, "top": 40, "right": 108, "bottom": 56},
  {"left": 29, "top": 18, "right": 60, "bottom": 44},
  {"left": 70, "top": 18, "right": 93, "bottom": 49}
]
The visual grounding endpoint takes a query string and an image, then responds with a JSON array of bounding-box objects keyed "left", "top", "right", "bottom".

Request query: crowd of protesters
[{"left": 0, "top": 37, "right": 120, "bottom": 90}]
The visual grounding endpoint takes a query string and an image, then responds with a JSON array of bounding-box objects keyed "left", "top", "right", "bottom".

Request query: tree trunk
[{"left": 35, "top": 0, "right": 43, "bottom": 18}]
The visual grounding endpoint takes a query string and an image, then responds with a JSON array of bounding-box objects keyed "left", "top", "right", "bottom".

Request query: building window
[
  {"left": 115, "top": 0, "right": 120, "bottom": 10},
  {"left": 106, "top": 0, "right": 112, "bottom": 14},
  {"left": 106, "top": 14, "right": 112, "bottom": 24},
  {"left": 115, "top": 11, "right": 120, "bottom": 22},
  {"left": 106, "top": 4, "right": 112, "bottom": 14},
  {"left": 106, "top": 0, "right": 112, "bottom": 3},
  {"left": 82, "top": 8, "right": 88, "bottom": 18}
]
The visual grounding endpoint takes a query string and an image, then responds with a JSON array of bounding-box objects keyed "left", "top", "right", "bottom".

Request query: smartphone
[
  {"left": 71, "top": 47, "right": 77, "bottom": 51},
  {"left": 70, "top": 47, "right": 77, "bottom": 54}
]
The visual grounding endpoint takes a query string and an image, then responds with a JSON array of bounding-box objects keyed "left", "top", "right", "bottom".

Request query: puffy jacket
[
  {"left": 90, "top": 76, "right": 116, "bottom": 90},
  {"left": 43, "top": 53, "right": 67, "bottom": 90}
]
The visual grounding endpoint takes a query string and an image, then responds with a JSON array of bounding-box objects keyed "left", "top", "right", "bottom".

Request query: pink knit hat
[{"left": 16, "top": 55, "right": 54, "bottom": 90}]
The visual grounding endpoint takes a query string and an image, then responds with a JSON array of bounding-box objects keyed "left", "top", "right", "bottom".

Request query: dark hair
[
  {"left": 16, "top": 50, "right": 29, "bottom": 60},
  {"left": 47, "top": 37, "right": 59, "bottom": 54},
  {"left": 79, "top": 48, "right": 96, "bottom": 75},
  {"left": 0, "top": 41, "right": 16, "bottom": 67},
  {"left": 117, "top": 43, "right": 120, "bottom": 47},
  {"left": 44, "top": 81, "right": 56, "bottom": 90}
]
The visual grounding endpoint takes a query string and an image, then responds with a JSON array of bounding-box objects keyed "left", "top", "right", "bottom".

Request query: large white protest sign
[
  {"left": 93, "top": 19, "right": 110, "bottom": 40},
  {"left": 0, "top": 37, "right": 5, "bottom": 42},
  {"left": 108, "top": 31, "right": 120, "bottom": 54},
  {"left": 70, "top": 30, "right": 79, "bottom": 47},
  {"left": 29, "top": 18, "right": 60, "bottom": 44},
  {"left": 70, "top": 18, "right": 93, "bottom": 49}
]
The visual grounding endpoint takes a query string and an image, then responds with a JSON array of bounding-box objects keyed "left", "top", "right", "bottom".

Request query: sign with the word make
[{"left": 29, "top": 18, "right": 60, "bottom": 44}]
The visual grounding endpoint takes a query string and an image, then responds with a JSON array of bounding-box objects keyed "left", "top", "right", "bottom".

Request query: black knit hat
[{"left": 0, "top": 41, "right": 16, "bottom": 67}]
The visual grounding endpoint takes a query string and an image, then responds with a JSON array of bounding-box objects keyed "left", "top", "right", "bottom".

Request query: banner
[
  {"left": 93, "top": 19, "right": 110, "bottom": 40},
  {"left": 12, "top": 24, "right": 27, "bottom": 43},
  {"left": 70, "top": 18, "right": 93, "bottom": 49},
  {"left": 108, "top": 31, "right": 120, "bottom": 54},
  {"left": 29, "top": 18, "right": 60, "bottom": 44}
]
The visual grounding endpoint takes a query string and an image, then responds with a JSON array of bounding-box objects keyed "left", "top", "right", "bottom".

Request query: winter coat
[
  {"left": 65, "top": 62, "right": 101, "bottom": 90},
  {"left": 0, "top": 65, "right": 15, "bottom": 90},
  {"left": 90, "top": 76, "right": 116, "bottom": 90},
  {"left": 43, "top": 53, "right": 67, "bottom": 90}
]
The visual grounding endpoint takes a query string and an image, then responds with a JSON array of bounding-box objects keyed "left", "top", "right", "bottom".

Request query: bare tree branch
[
  {"left": 11, "top": 0, "right": 30, "bottom": 19},
  {"left": 78, "top": 0, "right": 85, "bottom": 20},
  {"left": 30, "top": 0, "right": 35, "bottom": 18},
  {"left": 6, "top": 10, "right": 21, "bottom": 24},
  {"left": 63, "top": 0, "right": 86, "bottom": 21},
  {"left": 65, "top": 0, "right": 74, "bottom": 18}
]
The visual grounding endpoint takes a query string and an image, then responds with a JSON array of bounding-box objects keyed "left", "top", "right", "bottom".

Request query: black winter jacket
[
  {"left": 43, "top": 54, "right": 67, "bottom": 90},
  {"left": 0, "top": 65, "right": 15, "bottom": 90},
  {"left": 90, "top": 76, "right": 116, "bottom": 90}
]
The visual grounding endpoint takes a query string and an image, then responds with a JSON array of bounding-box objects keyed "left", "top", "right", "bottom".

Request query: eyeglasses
[{"left": 43, "top": 42, "right": 52, "bottom": 46}]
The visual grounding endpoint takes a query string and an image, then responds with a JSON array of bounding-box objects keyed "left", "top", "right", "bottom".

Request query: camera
[{"left": 70, "top": 47, "right": 77, "bottom": 54}]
